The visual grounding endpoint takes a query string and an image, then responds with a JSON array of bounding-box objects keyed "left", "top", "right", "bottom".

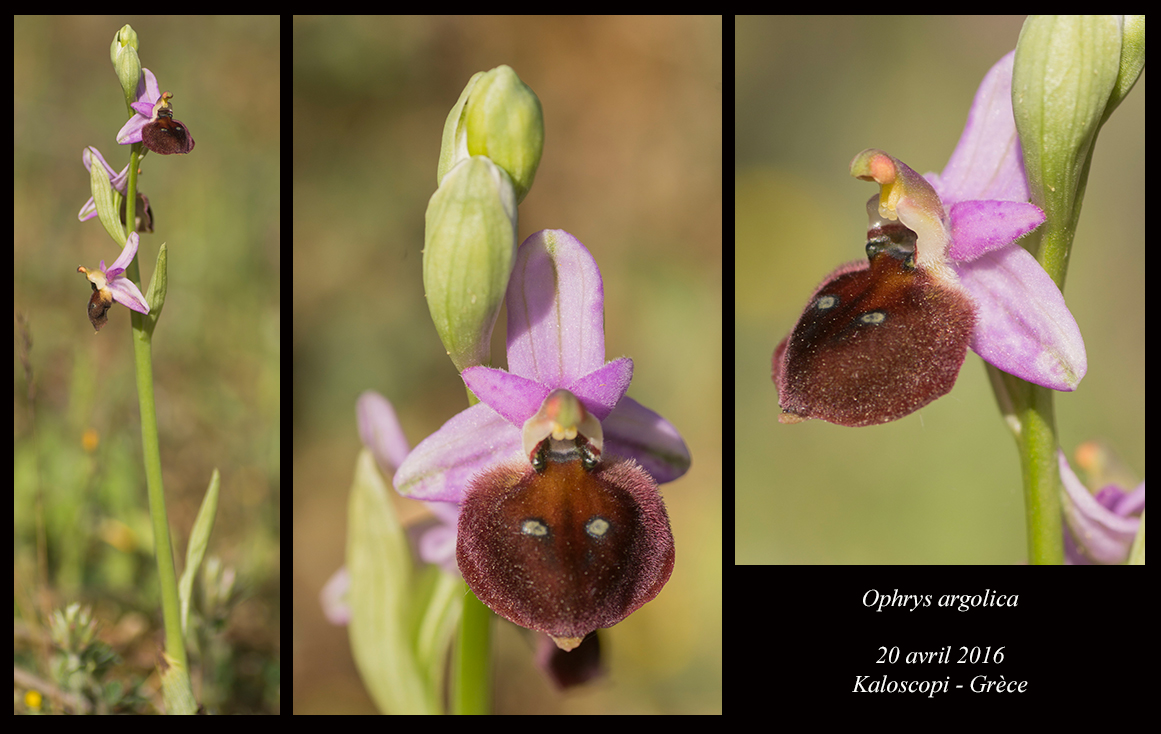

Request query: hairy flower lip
[{"left": 456, "top": 449, "right": 674, "bottom": 644}]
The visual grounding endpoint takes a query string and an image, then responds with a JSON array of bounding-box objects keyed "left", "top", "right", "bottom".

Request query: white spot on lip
[
  {"left": 521, "top": 519, "right": 548, "bottom": 537},
  {"left": 585, "top": 517, "right": 610, "bottom": 538}
]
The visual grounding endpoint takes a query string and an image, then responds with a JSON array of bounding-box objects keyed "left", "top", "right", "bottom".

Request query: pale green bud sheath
[
  {"left": 438, "top": 65, "right": 544, "bottom": 205},
  {"left": 110, "top": 24, "right": 141, "bottom": 109},
  {"left": 1104, "top": 16, "right": 1145, "bottom": 125},
  {"left": 1013, "top": 16, "right": 1131, "bottom": 289},
  {"left": 423, "top": 156, "right": 518, "bottom": 372},
  {"left": 437, "top": 71, "right": 484, "bottom": 188}
]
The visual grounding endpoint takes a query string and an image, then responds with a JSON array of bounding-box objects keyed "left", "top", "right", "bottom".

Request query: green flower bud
[
  {"left": 437, "top": 71, "right": 483, "bottom": 189},
  {"left": 437, "top": 65, "right": 544, "bottom": 205},
  {"left": 1013, "top": 15, "right": 1126, "bottom": 286},
  {"left": 1014, "top": 17, "right": 1121, "bottom": 202},
  {"left": 109, "top": 24, "right": 139, "bottom": 63},
  {"left": 424, "top": 156, "right": 518, "bottom": 372},
  {"left": 1103, "top": 16, "right": 1146, "bottom": 123},
  {"left": 110, "top": 25, "right": 142, "bottom": 106}
]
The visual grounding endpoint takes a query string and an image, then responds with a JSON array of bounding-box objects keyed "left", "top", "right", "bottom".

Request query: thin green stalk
[
  {"left": 1015, "top": 385, "right": 1064, "bottom": 565},
  {"left": 124, "top": 148, "right": 191, "bottom": 695},
  {"left": 452, "top": 583, "right": 492, "bottom": 714},
  {"left": 1004, "top": 147, "right": 1076, "bottom": 566}
]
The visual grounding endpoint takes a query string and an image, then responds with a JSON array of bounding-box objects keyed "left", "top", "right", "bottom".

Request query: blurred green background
[
  {"left": 292, "top": 17, "right": 722, "bottom": 714},
  {"left": 14, "top": 16, "right": 281, "bottom": 712},
  {"left": 736, "top": 16, "right": 1144, "bottom": 563}
]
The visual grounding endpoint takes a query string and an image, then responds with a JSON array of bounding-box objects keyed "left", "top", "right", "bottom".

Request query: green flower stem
[
  {"left": 1015, "top": 384, "right": 1064, "bottom": 565},
  {"left": 1011, "top": 149, "right": 1076, "bottom": 567},
  {"left": 124, "top": 148, "right": 191, "bottom": 684},
  {"left": 988, "top": 360, "right": 1064, "bottom": 565},
  {"left": 997, "top": 154, "right": 1079, "bottom": 566},
  {"left": 452, "top": 583, "right": 493, "bottom": 714}
]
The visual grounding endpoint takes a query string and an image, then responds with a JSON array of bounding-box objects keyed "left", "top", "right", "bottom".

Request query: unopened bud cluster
[{"left": 424, "top": 66, "right": 544, "bottom": 372}]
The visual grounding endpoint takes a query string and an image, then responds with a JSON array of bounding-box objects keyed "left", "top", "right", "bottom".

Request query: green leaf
[
  {"left": 144, "top": 242, "right": 168, "bottom": 337},
  {"left": 347, "top": 449, "right": 442, "bottom": 714},
  {"left": 88, "top": 155, "right": 126, "bottom": 245},
  {"left": 178, "top": 468, "right": 220, "bottom": 636}
]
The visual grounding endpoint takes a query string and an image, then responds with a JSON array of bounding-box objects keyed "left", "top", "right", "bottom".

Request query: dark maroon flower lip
[
  {"left": 140, "top": 91, "right": 194, "bottom": 155},
  {"left": 456, "top": 437, "right": 674, "bottom": 650}
]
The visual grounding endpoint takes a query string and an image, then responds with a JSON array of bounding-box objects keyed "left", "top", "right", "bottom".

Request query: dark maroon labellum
[
  {"left": 86, "top": 283, "right": 113, "bottom": 331},
  {"left": 141, "top": 106, "right": 195, "bottom": 155},
  {"left": 773, "top": 222, "right": 975, "bottom": 426},
  {"left": 457, "top": 437, "right": 674, "bottom": 644}
]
